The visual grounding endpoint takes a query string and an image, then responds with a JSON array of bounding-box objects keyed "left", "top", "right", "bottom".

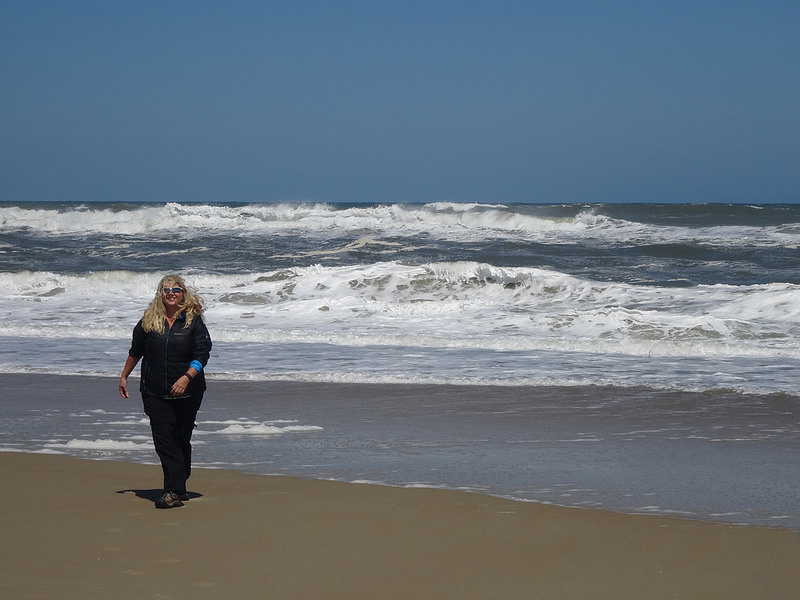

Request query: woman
[{"left": 119, "top": 275, "right": 212, "bottom": 509}]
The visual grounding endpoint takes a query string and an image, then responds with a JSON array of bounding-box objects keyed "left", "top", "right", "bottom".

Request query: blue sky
[{"left": 1, "top": 1, "right": 798, "bottom": 204}]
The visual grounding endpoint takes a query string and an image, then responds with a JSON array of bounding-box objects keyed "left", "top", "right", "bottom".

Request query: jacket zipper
[{"left": 164, "top": 319, "right": 172, "bottom": 394}]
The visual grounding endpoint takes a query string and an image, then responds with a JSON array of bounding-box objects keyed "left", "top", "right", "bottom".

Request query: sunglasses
[{"left": 162, "top": 287, "right": 184, "bottom": 295}]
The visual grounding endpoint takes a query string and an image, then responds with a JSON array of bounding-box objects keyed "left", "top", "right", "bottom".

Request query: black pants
[{"left": 143, "top": 392, "right": 203, "bottom": 494}]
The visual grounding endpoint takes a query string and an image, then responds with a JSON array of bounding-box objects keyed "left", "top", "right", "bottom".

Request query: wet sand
[{"left": 3, "top": 373, "right": 798, "bottom": 530}]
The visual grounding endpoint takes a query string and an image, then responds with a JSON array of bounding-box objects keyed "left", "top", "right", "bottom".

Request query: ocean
[{"left": 1, "top": 201, "right": 799, "bottom": 527}]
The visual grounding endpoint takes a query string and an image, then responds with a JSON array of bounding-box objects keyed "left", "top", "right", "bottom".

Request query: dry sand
[{"left": 1, "top": 452, "right": 799, "bottom": 600}]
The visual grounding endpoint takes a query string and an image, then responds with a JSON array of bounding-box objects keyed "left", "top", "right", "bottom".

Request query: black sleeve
[
  {"left": 128, "top": 319, "right": 146, "bottom": 359},
  {"left": 190, "top": 317, "right": 212, "bottom": 368}
]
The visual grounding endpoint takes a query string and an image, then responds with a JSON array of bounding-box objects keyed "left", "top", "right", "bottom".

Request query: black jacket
[{"left": 129, "top": 314, "right": 212, "bottom": 398}]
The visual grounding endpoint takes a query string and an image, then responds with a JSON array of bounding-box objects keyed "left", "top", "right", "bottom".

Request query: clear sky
[{"left": 1, "top": 1, "right": 798, "bottom": 204}]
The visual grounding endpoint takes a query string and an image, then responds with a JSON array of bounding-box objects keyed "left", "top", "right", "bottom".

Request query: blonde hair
[{"left": 141, "top": 274, "right": 205, "bottom": 333}]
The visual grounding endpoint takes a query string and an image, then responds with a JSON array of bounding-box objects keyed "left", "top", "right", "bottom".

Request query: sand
[{"left": 1, "top": 452, "right": 799, "bottom": 600}]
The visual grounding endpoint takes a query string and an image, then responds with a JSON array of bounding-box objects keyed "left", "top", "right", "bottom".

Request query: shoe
[
  {"left": 179, "top": 493, "right": 190, "bottom": 501},
  {"left": 155, "top": 491, "right": 184, "bottom": 509}
]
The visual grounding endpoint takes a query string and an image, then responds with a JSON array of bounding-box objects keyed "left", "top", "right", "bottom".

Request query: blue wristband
[{"left": 189, "top": 360, "right": 204, "bottom": 372}]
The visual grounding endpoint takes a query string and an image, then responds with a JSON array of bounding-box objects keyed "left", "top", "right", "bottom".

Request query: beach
[
  {"left": 2, "top": 451, "right": 800, "bottom": 600},
  {"left": 2, "top": 373, "right": 800, "bottom": 599}
]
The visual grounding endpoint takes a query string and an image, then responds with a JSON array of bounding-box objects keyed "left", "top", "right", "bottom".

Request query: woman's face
[{"left": 161, "top": 280, "right": 184, "bottom": 310}]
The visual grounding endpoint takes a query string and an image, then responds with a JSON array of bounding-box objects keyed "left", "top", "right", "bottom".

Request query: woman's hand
[
  {"left": 119, "top": 356, "right": 139, "bottom": 399},
  {"left": 170, "top": 375, "right": 190, "bottom": 396}
]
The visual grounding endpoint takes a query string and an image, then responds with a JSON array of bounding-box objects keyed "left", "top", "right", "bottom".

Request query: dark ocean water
[{"left": 2, "top": 201, "right": 799, "bottom": 392}]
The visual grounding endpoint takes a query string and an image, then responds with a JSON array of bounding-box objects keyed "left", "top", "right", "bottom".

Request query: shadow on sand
[{"left": 115, "top": 489, "right": 203, "bottom": 505}]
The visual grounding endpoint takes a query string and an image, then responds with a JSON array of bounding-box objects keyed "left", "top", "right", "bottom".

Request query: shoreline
[
  {"left": 2, "top": 451, "right": 800, "bottom": 599},
  {"left": 3, "top": 372, "right": 799, "bottom": 531}
]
